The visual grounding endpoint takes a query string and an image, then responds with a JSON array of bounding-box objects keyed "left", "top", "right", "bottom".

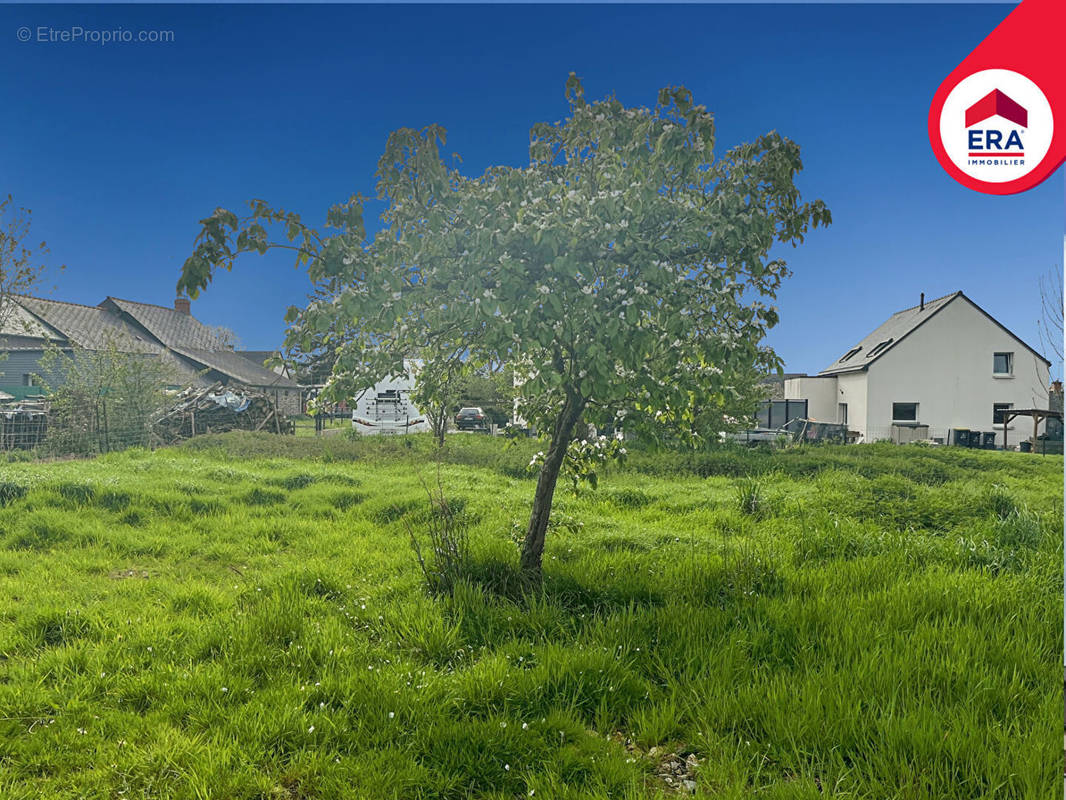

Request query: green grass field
[{"left": 0, "top": 434, "right": 1061, "bottom": 799}]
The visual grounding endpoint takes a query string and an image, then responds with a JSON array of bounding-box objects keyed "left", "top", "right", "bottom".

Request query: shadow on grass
[{"left": 458, "top": 550, "right": 666, "bottom": 614}]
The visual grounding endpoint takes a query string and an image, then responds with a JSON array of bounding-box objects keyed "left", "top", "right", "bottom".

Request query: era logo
[
  {"left": 967, "top": 128, "right": 1024, "bottom": 151},
  {"left": 965, "top": 89, "right": 1026, "bottom": 154}
]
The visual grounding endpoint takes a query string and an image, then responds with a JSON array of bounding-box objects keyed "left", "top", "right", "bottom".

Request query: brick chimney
[{"left": 174, "top": 297, "right": 191, "bottom": 315}]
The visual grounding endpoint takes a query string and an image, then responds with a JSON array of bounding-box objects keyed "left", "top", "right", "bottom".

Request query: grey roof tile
[
  {"left": 170, "top": 346, "right": 299, "bottom": 388},
  {"left": 103, "top": 297, "right": 229, "bottom": 351},
  {"left": 819, "top": 291, "right": 1049, "bottom": 375},
  {"left": 12, "top": 296, "right": 163, "bottom": 353}
]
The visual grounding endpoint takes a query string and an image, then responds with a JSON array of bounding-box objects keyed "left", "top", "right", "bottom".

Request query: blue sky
[{"left": 1, "top": 3, "right": 1061, "bottom": 375}]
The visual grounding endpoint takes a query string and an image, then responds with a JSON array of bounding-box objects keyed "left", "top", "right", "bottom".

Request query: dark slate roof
[
  {"left": 102, "top": 297, "right": 229, "bottom": 351},
  {"left": 170, "top": 346, "right": 299, "bottom": 388},
  {"left": 12, "top": 296, "right": 163, "bottom": 353},
  {"left": 819, "top": 291, "right": 1050, "bottom": 375},
  {"left": 237, "top": 350, "right": 279, "bottom": 368}
]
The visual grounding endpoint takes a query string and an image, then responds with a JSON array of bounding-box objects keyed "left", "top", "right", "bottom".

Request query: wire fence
[
  {"left": 1, "top": 404, "right": 160, "bottom": 456},
  {"left": 1, "top": 392, "right": 295, "bottom": 458}
]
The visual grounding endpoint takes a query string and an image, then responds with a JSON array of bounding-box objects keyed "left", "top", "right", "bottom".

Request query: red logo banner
[{"left": 928, "top": 0, "right": 1065, "bottom": 194}]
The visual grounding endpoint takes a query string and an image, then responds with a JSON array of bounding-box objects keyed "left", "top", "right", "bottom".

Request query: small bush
[
  {"left": 734, "top": 476, "right": 766, "bottom": 517},
  {"left": 408, "top": 486, "right": 471, "bottom": 597}
]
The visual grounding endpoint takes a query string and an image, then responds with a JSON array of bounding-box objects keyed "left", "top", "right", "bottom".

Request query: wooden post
[
  {"left": 1032, "top": 413, "right": 1039, "bottom": 455},
  {"left": 101, "top": 400, "right": 110, "bottom": 454}
]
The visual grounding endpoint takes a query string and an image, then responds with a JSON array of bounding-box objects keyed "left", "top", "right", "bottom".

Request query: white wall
[
  {"left": 837, "top": 371, "right": 868, "bottom": 437},
  {"left": 784, "top": 376, "right": 838, "bottom": 421},
  {"left": 865, "top": 297, "right": 1050, "bottom": 445}
]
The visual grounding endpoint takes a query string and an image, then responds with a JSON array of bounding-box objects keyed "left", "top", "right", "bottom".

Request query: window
[
  {"left": 892, "top": 402, "right": 918, "bottom": 422},
  {"left": 993, "top": 402, "right": 1013, "bottom": 425},
  {"left": 993, "top": 352, "right": 1013, "bottom": 375},
  {"left": 21, "top": 374, "right": 40, "bottom": 387},
  {"left": 867, "top": 338, "right": 894, "bottom": 358},
  {"left": 839, "top": 346, "right": 862, "bottom": 363},
  {"left": 838, "top": 403, "right": 848, "bottom": 425}
]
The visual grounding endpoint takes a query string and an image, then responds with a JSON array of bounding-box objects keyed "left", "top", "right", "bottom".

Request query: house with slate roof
[
  {"left": 0, "top": 295, "right": 301, "bottom": 415},
  {"left": 782, "top": 291, "right": 1052, "bottom": 445}
]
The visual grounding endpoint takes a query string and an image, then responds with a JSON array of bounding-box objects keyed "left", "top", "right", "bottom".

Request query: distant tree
[
  {"left": 1037, "top": 265, "right": 1063, "bottom": 372},
  {"left": 457, "top": 363, "right": 515, "bottom": 428},
  {"left": 37, "top": 339, "right": 173, "bottom": 454},
  {"left": 411, "top": 358, "right": 465, "bottom": 447},
  {"left": 209, "top": 324, "right": 242, "bottom": 351},
  {"left": 178, "top": 76, "right": 830, "bottom": 579},
  {"left": 410, "top": 358, "right": 514, "bottom": 446},
  {"left": 0, "top": 195, "right": 61, "bottom": 340}
]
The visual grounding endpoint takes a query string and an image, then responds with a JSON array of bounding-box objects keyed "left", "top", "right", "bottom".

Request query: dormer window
[
  {"left": 839, "top": 346, "right": 862, "bottom": 363},
  {"left": 867, "top": 338, "right": 894, "bottom": 358}
]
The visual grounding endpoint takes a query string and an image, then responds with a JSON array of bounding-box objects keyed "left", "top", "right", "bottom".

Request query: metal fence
[
  {"left": 1, "top": 402, "right": 157, "bottom": 456},
  {"left": 861, "top": 425, "right": 1062, "bottom": 453},
  {"left": 1, "top": 387, "right": 295, "bottom": 457},
  {"left": 0, "top": 407, "right": 48, "bottom": 451},
  {"left": 755, "top": 399, "right": 808, "bottom": 430}
]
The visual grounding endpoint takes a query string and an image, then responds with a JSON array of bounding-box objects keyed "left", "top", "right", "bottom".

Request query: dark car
[{"left": 455, "top": 407, "right": 488, "bottom": 431}]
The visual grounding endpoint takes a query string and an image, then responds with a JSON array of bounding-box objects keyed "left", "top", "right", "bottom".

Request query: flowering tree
[{"left": 178, "top": 76, "right": 830, "bottom": 579}]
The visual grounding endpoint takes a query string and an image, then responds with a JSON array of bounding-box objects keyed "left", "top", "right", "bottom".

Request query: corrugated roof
[
  {"left": 12, "top": 296, "right": 163, "bottom": 353},
  {"left": 819, "top": 291, "right": 1050, "bottom": 375},
  {"left": 171, "top": 346, "right": 299, "bottom": 388},
  {"left": 103, "top": 297, "right": 229, "bottom": 351}
]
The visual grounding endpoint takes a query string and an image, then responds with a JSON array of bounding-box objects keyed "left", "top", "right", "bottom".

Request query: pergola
[{"left": 1000, "top": 407, "right": 1064, "bottom": 452}]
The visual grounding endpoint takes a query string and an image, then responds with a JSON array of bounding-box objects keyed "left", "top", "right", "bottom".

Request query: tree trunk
[
  {"left": 431, "top": 404, "right": 447, "bottom": 447},
  {"left": 519, "top": 393, "right": 586, "bottom": 578}
]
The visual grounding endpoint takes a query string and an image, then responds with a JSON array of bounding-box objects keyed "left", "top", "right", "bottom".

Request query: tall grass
[{"left": 0, "top": 434, "right": 1060, "bottom": 798}]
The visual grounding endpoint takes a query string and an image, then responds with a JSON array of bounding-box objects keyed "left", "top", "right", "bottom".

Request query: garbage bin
[
  {"left": 1019, "top": 440, "right": 1032, "bottom": 453},
  {"left": 981, "top": 432, "right": 997, "bottom": 449}
]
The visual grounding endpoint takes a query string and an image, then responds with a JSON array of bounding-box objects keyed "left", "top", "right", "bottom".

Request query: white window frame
[{"left": 993, "top": 351, "right": 1014, "bottom": 377}]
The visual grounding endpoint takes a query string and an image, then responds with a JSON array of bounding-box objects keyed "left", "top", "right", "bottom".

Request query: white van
[{"left": 350, "top": 360, "right": 430, "bottom": 435}]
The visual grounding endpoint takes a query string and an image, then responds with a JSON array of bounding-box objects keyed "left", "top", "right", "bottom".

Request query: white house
[{"left": 783, "top": 291, "right": 1052, "bottom": 446}]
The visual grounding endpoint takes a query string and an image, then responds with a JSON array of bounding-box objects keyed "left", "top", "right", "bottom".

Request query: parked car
[{"left": 455, "top": 407, "right": 488, "bottom": 431}]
